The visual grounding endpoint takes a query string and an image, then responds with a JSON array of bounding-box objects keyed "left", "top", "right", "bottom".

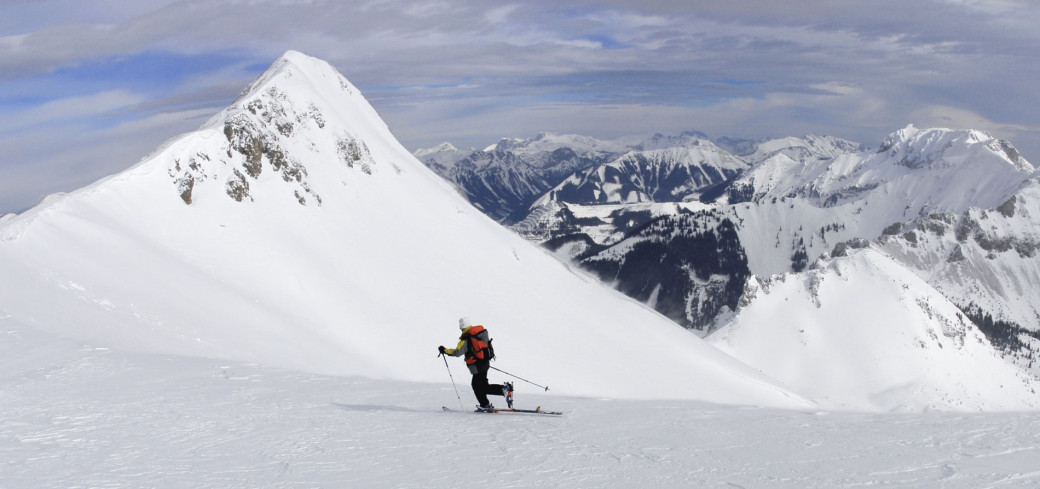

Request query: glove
[{"left": 438, "top": 345, "right": 446, "bottom": 354}]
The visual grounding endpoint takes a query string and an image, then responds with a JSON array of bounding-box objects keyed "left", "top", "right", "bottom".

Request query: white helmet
[{"left": 458, "top": 317, "right": 473, "bottom": 330}]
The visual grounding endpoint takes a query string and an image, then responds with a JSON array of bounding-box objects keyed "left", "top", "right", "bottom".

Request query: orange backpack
[{"left": 463, "top": 325, "right": 495, "bottom": 364}]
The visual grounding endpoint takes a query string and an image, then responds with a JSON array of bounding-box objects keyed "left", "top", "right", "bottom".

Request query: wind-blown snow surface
[
  {"left": 4, "top": 318, "right": 1040, "bottom": 488},
  {"left": 0, "top": 51, "right": 801, "bottom": 407}
]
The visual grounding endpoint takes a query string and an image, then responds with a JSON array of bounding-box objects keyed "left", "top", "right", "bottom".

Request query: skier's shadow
[{"left": 332, "top": 402, "right": 431, "bottom": 413}]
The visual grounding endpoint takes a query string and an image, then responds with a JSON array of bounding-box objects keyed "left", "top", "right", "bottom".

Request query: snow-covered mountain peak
[
  {"left": 413, "top": 142, "right": 465, "bottom": 172},
  {"left": 729, "top": 125, "right": 1035, "bottom": 215},
  {"left": 0, "top": 52, "right": 810, "bottom": 408},
  {"left": 877, "top": 125, "right": 1034, "bottom": 173},
  {"left": 159, "top": 50, "right": 409, "bottom": 208},
  {"left": 722, "top": 124, "right": 1038, "bottom": 278},
  {"left": 414, "top": 142, "right": 459, "bottom": 157},
  {"left": 482, "top": 132, "right": 629, "bottom": 158},
  {"left": 228, "top": 50, "right": 358, "bottom": 108},
  {"left": 748, "top": 134, "right": 864, "bottom": 164},
  {"left": 637, "top": 130, "right": 713, "bottom": 151},
  {"left": 483, "top": 137, "right": 518, "bottom": 152}
]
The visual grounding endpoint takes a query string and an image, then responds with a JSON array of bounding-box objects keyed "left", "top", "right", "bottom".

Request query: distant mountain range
[
  {"left": 415, "top": 134, "right": 625, "bottom": 222},
  {"left": 418, "top": 125, "right": 1040, "bottom": 380}
]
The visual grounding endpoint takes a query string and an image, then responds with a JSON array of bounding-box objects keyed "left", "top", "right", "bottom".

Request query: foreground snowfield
[{"left": 5, "top": 318, "right": 1039, "bottom": 489}]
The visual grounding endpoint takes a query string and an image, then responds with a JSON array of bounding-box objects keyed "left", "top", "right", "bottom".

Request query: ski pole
[
  {"left": 489, "top": 365, "right": 550, "bottom": 392},
  {"left": 440, "top": 352, "right": 465, "bottom": 410}
]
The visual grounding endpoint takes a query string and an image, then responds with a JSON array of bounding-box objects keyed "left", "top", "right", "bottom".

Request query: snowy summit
[{"left": 0, "top": 50, "right": 802, "bottom": 407}]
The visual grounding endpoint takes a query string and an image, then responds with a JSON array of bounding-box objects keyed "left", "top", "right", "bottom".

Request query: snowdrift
[{"left": 0, "top": 51, "right": 805, "bottom": 408}]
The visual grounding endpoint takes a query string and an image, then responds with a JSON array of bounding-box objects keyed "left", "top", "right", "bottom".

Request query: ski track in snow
[{"left": 3, "top": 323, "right": 1040, "bottom": 488}]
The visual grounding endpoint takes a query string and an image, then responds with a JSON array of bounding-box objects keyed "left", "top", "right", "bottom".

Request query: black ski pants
[{"left": 470, "top": 360, "right": 504, "bottom": 407}]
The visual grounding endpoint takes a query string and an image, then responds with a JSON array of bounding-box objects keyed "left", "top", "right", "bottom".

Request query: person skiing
[{"left": 439, "top": 317, "right": 514, "bottom": 411}]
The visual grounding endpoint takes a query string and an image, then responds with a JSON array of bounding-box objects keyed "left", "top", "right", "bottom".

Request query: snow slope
[
  {"left": 870, "top": 178, "right": 1040, "bottom": 375},
  {"left": 4, "top": 316, "right": 1040, "bottom": 488},
  {"left": 0, "top": 51, "right": 803, "bottom": 407},
  {"left": 708, "top": 248, "right": 1040, "bottom": 411},
  {"left": 882, "top": 178, "right": 1040, "bottom": 330}
]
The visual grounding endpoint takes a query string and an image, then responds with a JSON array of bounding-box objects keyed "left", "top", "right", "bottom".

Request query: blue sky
[{"left": 2, "top": 0, "right": 1040, "bottom": 213}]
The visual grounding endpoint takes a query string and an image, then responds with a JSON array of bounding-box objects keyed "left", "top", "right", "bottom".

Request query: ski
[
  {"left": 493, "top": 407, "right": 563, "bottom": 416},
  {"left": 442, "top": 406, "right": 563, "bottom": 415}
]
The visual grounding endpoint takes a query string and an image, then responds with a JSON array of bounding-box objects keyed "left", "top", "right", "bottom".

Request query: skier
[{"left": 439, "top": 317, "right": 514, "bottom": 411}]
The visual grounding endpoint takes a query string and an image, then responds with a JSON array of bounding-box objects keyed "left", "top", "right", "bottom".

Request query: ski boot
[{"left": 503, "top": 382, "right": 514, "bottom": 408}]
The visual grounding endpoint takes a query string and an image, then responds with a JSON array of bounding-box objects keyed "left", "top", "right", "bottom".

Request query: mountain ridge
[
  {"left": 434, "top": 123, "right": 1040, "bottom": 400},
  {"left": 0, "top": 50, "right": 808, "bottom": 407}
]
